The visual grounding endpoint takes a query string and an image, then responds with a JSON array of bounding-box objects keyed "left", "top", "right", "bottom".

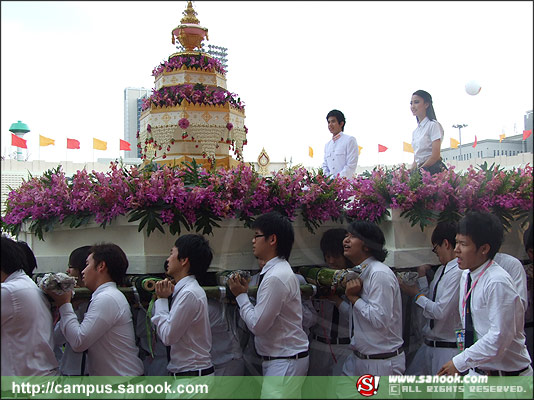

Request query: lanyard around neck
[{"left": 462, "top": 260, "right": 493, "bottom": 316}]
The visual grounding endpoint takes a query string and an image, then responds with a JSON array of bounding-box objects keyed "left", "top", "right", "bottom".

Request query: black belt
[
  {"left": 474, "top": 366, "right": 529, "bottom": 376},
  {"left": 170, "top": 366, "right": 214, "bottom": 376},
  {"left": 313, "top": 335, "right": 351, "bottom": 345},
  {"left": 353, "top": 348, "right": 403, "bottom": 360},
  {"left": 424, "top": 339, "right": 457, "bottom": 348},
  {"left": 262, "top": 351, "right": 309, "bottom": 361}
]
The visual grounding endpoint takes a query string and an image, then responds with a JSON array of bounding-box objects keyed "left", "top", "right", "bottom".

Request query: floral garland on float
[{"left": 1, "top": 161, "right": 531, "bottom": 240}]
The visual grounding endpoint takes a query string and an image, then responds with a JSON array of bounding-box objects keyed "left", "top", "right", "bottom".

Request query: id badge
[{"left": 455, "top": 329, "right": 465, "bottom": 352}]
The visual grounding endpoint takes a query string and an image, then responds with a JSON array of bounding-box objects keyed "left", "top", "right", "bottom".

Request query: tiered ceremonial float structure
[
  {"left": 4, "top": 3, "right": 530, "bottom": 300},
  {"left": 137, "top": 1, "right": 246, "bottom": 169}
]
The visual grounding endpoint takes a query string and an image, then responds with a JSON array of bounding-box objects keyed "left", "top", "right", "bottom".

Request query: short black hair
[
  {"left": 457, "top": 212, "right": 503, "bottom": 259},
  {"left": 347, "top": 220, "right": 388, "bottom": 262},
  {"left": 320, "top": 228, "right": 348, "bottom": 257},
  {"left": 69, "top": 246, "right": 92, "bottom": 271},
  {"left": 523, "top": 225, "right": 533, "bottom": 253},
  {"left": 1, "top": 235, "right": 27, "bottom": 275},
  {"left": 326, "top": 109, "right": 346, "bottom": 131},
  {"left": 17, "top": 241, "right": 38, "bottom": 277},
  {"left": 89, "top": 243, "right": 129, "bottom": 285},
  {"left": 431, "top": 221, "right": 457, "bottom": 248},
  {"left": 174, "top": 234, "right": 213, "bottom": 279},
  {"left": 251, "top": 211, "right": 294, "bottom": 260}
]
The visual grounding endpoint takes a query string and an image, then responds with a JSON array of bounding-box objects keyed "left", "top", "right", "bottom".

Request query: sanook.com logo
[{"left": 356, "top": 374, "right": 380, "bottom": 397}]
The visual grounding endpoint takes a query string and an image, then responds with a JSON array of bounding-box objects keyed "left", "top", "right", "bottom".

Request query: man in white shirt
[
  {"left": 342, "top": 221, "right": 405, "bottom": 376},
  {"left": 48, "top": 243, "right": 144, "bottom": 376},
  {"left": 1, "top": 236, "right": 59, "bottom": 376},
  {"left": 399, "top": 222, "right": 462, "bottom": 375},
  {"left": 309, "top": 228, "right": 354, "bottom": 376},
  {"left": 322, "top": 109, "right": 358, "bottom": 178},
  {"left": 493, "top": 252, "right": 528, "bottom": 312},
  {"left": 54, "top": 245, "right": 92, "bottom": 376},
  {"left": 228, "top": 212, "right": 309, "bottom": 397},
  {"left": 438, "top": 212, "right": 532, "bottom": 377},
  {"left": 151, "top": 234, "right": 214, "bottom": 377}
]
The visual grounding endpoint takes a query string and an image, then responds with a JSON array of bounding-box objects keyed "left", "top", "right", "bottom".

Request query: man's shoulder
[
  {"left": 366, "top": 261, "right": 396, "bottom": 281},
  {"left": 340, "top": 132, "right": 356, "bottom": 139},
  {"left": 482, "top": 263, "right": 517, "bottom": 287},
  {"left": 94, "top": 284, "right": 128, "bottom": 305},
  {"left": 1, "top": 273, "right": 37, "bottom": 292},
  {"left": 266, "top": 260, "right": 297, "bottom": 282},
  {"left": 493, "top": 253, "right": 523, "bottom": 271},
  {"left": 180, "top": 279, "right": 208, "bottom": 300}
]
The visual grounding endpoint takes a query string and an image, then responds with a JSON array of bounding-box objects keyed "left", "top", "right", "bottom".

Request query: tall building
[{"left": 124, "top": 87, "right": 150, "bottom": 159}]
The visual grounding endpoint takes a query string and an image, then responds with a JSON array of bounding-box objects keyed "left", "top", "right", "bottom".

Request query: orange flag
[
  {"left": 403, "top": 142, "right": 414, "bottom": 153},
  {"left": 499, "top": 134, "right": 505, "bottom": 143},
  {"left": 308, "top": 146, "right": 313, "bottom": 158},
  {"left": 450, "top": 138, "right": 459, "bottom": 149},
  {"left": 93, "top": 138, "right": 107, "bottom": 150},
  {"left": 39, "top": 135, "right": 55, "bottom": 147},
  {"left": 358, "top": 146, "right": 363, "bottom": 155}
]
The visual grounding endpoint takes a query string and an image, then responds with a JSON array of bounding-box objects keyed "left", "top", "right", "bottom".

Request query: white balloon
[{"left": 465, "top": 80, "right": 482, "bottom": 96}]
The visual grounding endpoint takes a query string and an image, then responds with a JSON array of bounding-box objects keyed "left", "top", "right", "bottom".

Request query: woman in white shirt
[{"left": 410, "top": 90, "right": 446, "bottom": 174}]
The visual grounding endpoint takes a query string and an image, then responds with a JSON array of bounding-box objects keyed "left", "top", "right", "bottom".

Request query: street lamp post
[{"left": 453, "top": 124, "right": 468, "bottom": 160}]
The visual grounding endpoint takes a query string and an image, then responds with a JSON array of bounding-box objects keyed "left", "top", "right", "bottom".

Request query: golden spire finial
[
  {"left": 172, "top": 1, "right": 208, "bottom": 49},
  {"left": 181, "top": 1, "right": 200, "bottom": 24}
]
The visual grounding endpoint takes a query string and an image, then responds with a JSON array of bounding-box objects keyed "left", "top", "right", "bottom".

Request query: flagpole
[{"left": 499, "top": 138, "right": 502, "bottom": 165}]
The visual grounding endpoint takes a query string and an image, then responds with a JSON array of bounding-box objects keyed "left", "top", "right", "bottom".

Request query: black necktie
[
  {"left": 166, "top": 295, "right": 173, "bottom": 363},
  {"left": 80, "top": 300, "right": 91, "bottom": 376},
  {"left": 464, "top": 273, "right": 474, "bottom": 348},
  {"left": 331, "top": 306, "right": 339, "bottom": 340},
  {"left": 429, "top": 267, "right": 447, "bottom": 330}
]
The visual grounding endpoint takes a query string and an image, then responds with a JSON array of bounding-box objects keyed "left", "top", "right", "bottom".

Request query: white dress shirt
[
  {"left": 412, "top": 117, "right": 444, "bottom": 165},
  {"left": 151, "top": 275, "right": 212, "bottom": 374},
  {"left": 1, "top": 270, "right": 59, "bottom": 376},
  {"left": 208, "top": 299, "right": 242, "bottom": 366},
  {"left": 59, "top": 281, "right": 144, "bottom": 376},
  {"left": 351, "top": 257, "right": 404, "bottom": 354},
  {"left": 452, "top": 260, "right": 532, "bottom": 373},
  {"left": 322, "top": 133, "right": 359, "bottom": 178},
  {"left": 311, "top": 297, "right": 351, "bottom": 341},
  {"left": 415, "top": 258, "right": 463, "bottom": 342},
  {"left": 54, "top": 299, "right": 89, "bottom": 375},
  {"left": 296, "top": 273, "right": 317, "bottom": 335},
  {"left": 309, "top": 296, "right": 353, "bottom": 376},
  {"left": 494, "top": 252, "right": 528, "bottom": 311},
  {"left": 236, "top": 257, "right": 309, "bottom": 357}
]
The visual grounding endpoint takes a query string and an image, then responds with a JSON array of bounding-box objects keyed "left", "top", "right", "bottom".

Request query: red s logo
[{"left": 356, "top": 374, "right": 380, "bottom": 397}]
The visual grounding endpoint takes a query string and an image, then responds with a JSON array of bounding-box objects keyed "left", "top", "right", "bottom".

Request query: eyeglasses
[
  {"left": 252, "top": 234, "right": 266, "bottom": 241},
  {"left": 432, "top": 244, "right": 439, "bottom": 254}
]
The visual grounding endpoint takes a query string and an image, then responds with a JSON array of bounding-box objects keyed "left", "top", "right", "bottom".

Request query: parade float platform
[{"left": 18, "top": 209, "right": 526, "bottom": 275}]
